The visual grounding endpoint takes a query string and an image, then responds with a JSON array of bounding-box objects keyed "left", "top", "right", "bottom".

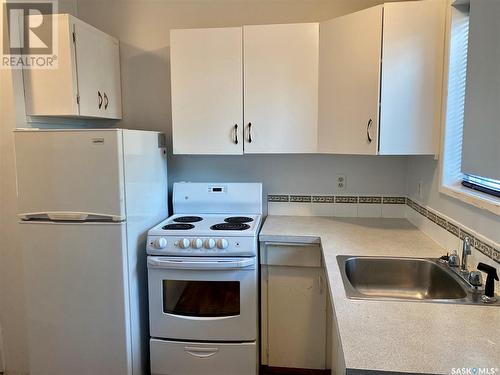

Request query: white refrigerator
[{"left": 14, "top": 128, "right": 168, "bottom": 375}]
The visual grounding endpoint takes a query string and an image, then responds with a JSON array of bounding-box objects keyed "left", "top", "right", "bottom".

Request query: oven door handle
[
  {"left": 184, "top": 346, "right": 219, "bottom": 358},
  {"left": 147, "top": 257, "right": 255, "bottom": 270}
]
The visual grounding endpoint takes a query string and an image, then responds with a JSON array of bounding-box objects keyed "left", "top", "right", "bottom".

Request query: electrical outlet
[{"left": 336, "top": 174, "right": 346, "bottom": 191}]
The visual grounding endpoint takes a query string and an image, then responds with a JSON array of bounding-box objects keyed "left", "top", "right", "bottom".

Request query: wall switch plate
[{"left": 336, "top": 174, "right": 346, "bottom": 191}]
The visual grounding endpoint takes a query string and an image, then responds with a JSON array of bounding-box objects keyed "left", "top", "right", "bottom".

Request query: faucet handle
[
  {"left": 468, "top": 270, "right": 483, "bottom": 287},
  {"left": 448, "top": 250, "right": 460, "bottom": 267}
]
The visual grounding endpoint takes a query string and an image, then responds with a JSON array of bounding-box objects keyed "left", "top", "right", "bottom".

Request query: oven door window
[{"left": 162, "top": 280, "right": 240, "bottom": 317}]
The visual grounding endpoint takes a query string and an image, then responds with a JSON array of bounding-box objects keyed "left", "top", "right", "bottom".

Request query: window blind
[{"left": 461, "top": 0, "right": 500, "bottom": 182}]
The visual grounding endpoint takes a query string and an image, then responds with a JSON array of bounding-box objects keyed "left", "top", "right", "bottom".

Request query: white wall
[
  {"left": 75, "top": 0, "right": 409, "bottom": 202},
  {"left": 407, "top": 156, "right": 500, "bottom": 245}
]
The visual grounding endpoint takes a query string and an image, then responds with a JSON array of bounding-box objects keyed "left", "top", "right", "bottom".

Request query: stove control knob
[
  {"left": 204, "top": 238, "right": 216, "bottom": 249},
  {"left": 153, "top": 237, "right": 167, "bottom": 249},
  {"left": 191, "top": 238, "right": 203, "bottom": 249},
  {"left": 217, "top": 239, "right": 229, "bottom": 249},
  {"left": 179, "top": 238, "right": 190, "bottom": 249}
]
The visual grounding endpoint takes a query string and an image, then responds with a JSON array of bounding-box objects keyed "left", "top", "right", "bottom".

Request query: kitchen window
[{"left": 439, "top": 0, "right": 500, "bottom": 215}]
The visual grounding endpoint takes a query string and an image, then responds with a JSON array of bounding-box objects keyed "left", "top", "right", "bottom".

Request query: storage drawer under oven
[
  {"left": 150, "top": 338, "right": 257, "bottom": 375},
  {"left": 147, "top": 256, "right": 258, "bottom": 341}
]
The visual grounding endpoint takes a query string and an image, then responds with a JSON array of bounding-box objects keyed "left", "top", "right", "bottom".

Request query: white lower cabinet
[
  {"left": 150, "top": 339, "right": 257, "bottom": 375},
  {"left": 261, "top": 242, "right": 327, "bottom": 370}
]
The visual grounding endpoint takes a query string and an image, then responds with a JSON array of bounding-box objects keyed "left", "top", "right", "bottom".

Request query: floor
[{"left": 260, "top": 366, "right": 330, "bottom": 375}]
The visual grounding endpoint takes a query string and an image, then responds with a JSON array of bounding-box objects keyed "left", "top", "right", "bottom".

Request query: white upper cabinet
[
  {"left": 318, "top": 0, "right": 446, "bottom": 155},
  {"left": 170, "top": 1, "right": 445, "bottom": 155},
  {"left": 243, "top": 24, "right": 319, "bottom": 154},
  {"left": 318, "top": 6, "right": 382, "bottom": 155},
  {"left": 379, "top": 0, "right": 445, "bottom": 155},
  {"left": 23, "top": 14, "right": 122, "bottom": 119},
  {"left": 170, "top": 27, "right": 243, "bottom": 155}
]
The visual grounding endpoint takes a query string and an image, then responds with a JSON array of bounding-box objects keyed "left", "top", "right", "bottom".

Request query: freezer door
[
  {"left": 20, "top": 221, "right": 133, "bottom": 375},
  {"left": 14, "top": 129, "right": 126, "bottom": 220}
]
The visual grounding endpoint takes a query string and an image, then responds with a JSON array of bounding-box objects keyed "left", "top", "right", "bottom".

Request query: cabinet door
[
  {"left": 318, "top": 6, "right": 382, "bottom": 155},
  {"left": 170, "top": 28, "right": 243, "bottom": 155},
  {"left": 243, "top": 24, "right": 319, "bottom": 154},
  {"left": 267, "top": 266, "right": 326, "bottom": 369},
  {"left": 73, "top": 20, "right": 108, "bottom": 118},
  {"left": 98, "top": 34, "right": 122, "bottom": 119},
  {"left": 379, "top": 0, "right": 445, "bottom": 155},
  {"left": 23, "top": 15, "right": 79, "bottom": 116}
]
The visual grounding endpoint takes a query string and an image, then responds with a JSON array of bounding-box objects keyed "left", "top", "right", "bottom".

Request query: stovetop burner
[
  {"left": 210, "top": 223, "right": 251, "bottom": 231},
  {"left": 224, "top": 216, "right": 254, "bottom": 224},
  {"left": 162, "top": 223, "right": 195, "bottom": 230},
  {"left": 173, "top": 216, "right": 203, "bottom": 223}
]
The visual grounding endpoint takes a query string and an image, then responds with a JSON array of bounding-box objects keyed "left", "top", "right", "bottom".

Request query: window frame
[{"left": 438, "top": 0, "right": 500, "bottom": 216}]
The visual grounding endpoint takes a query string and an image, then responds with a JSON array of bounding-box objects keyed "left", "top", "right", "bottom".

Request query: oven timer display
[{"left": 208, "top": 185, "right": 227, "bottom": 193}]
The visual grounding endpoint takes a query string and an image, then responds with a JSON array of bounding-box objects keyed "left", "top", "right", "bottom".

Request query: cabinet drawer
[
  {"left": 261, "top": 242, "right": 321, "bottom": 267},
  {"left": 151, "top": 339, "right": 256, "bottom": 375}
]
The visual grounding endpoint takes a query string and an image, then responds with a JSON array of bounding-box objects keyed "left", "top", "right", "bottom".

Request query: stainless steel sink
[{"left": 337, "top": 256, "right": 499, "bottom": 305}]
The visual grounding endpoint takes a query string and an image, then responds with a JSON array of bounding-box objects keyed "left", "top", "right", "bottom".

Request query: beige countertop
[{"left": 259, "top": 216, "right": 500, "bottom": 375}]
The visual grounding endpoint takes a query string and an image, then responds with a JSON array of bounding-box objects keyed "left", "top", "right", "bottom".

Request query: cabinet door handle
[
  {"left": 233, "top": 124, "right": 238, "bottom": 144},
  {"left": 366, "top": 118, "right": 373, "bottom": 143},
  {"left": 104, "top": 93, "right": 109, "bottom": 110},
  {"left": 247, "top": 122, "right": 253, "bottom": 143},
  {"left": 98, "top": 91, "right": 103, "bottom": 109}
]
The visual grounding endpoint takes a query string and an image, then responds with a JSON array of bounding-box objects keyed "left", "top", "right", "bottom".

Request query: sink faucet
[{"left": 461, "top": 236, "right": 472, "bottom": 274}]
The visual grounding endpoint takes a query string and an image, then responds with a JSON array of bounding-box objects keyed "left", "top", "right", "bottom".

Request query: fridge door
[
  {"left": 20, "top": 221, "right": 132, "bottom": 375},
  {"left": 14, "top": 129, "right": 126, "bottom": 220}
]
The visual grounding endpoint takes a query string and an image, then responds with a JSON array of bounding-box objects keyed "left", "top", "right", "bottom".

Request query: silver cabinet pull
[
  {"left": 247, "top": 122, "right": 253, "bottom": 143},
  {"left": 103, "top": 93, "right": 109, "bottom": 110},
  {"left": 366, "top": 118, "right": 373, "bottom": 143},
  {"left": 233, "top": 124, "right": 238, "bottom": 144},
  {"left": 98, "top": 91, "right": 103, "bottom": 109}
]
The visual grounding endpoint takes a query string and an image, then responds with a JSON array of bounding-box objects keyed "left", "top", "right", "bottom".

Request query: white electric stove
[
  {"left": 147, "top": 182, "right": 262, "bottom": 375},
  {"left": 147, "top": 213, "right": 261, "bottom": 256}
]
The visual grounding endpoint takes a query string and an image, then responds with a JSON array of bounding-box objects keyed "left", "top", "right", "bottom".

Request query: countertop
[{"left": 259, "top": 216, "right": 500, "bottom": 375}]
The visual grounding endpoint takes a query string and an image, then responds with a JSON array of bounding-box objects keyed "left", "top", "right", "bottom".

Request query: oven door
[{"left": 147, "top": 256, "right": 257, "bottom": 341}]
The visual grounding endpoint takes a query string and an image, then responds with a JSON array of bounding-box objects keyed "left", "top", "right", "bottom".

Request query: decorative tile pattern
[
  {"left": 407, "top": 198, "right": 499, "bottom": 265},
  {"left": 414, "top": 202, "right": 427, "bottom": 217},
  {"left": 359, "top": 196, "right": 382, "bottom": 204},
  {"left": 335, "top": 196, "right": 358, "bottom": 204},
  {"left": 290, "top": 195, "right": 312, "bottom": 203},
  {"left": 383, "top": 197, "right": 406, "bottom": 204},
  {"left": 312, "top": 195, "right": 335, "bottom": 203},
  {"left": 446, "top": 222, "right": 460, "bottom": 237},
  {"left": 265, "top": 193, "right": 499, "bottom": 264},
  {"left": 475, "top": 239, "right": 493, "bottom": 257},
  {"left": 493, "top": 249, "right": 500, "bottom": 263},
  {"left": 268, "top": 194, "right": 289, "bottom": 202},
  {"left": 427, "top": 210, "right": 438, "bottom": 223}
]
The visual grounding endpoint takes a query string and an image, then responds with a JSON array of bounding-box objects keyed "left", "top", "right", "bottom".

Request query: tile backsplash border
[
  {"left": 406, "top": 197, "right": 499, "bottom": 265},
  {"left": 266, "top": 194, "right": 500, "bottom": 265}
]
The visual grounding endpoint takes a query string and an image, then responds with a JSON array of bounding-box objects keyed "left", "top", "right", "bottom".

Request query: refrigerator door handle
[{"left": 18, "top": 212, "right": 126, "bottom": 222}]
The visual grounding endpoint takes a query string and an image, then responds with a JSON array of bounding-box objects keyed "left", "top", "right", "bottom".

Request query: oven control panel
[{"left": 146, "top": 235, "right": 257, "bottom": 256}]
